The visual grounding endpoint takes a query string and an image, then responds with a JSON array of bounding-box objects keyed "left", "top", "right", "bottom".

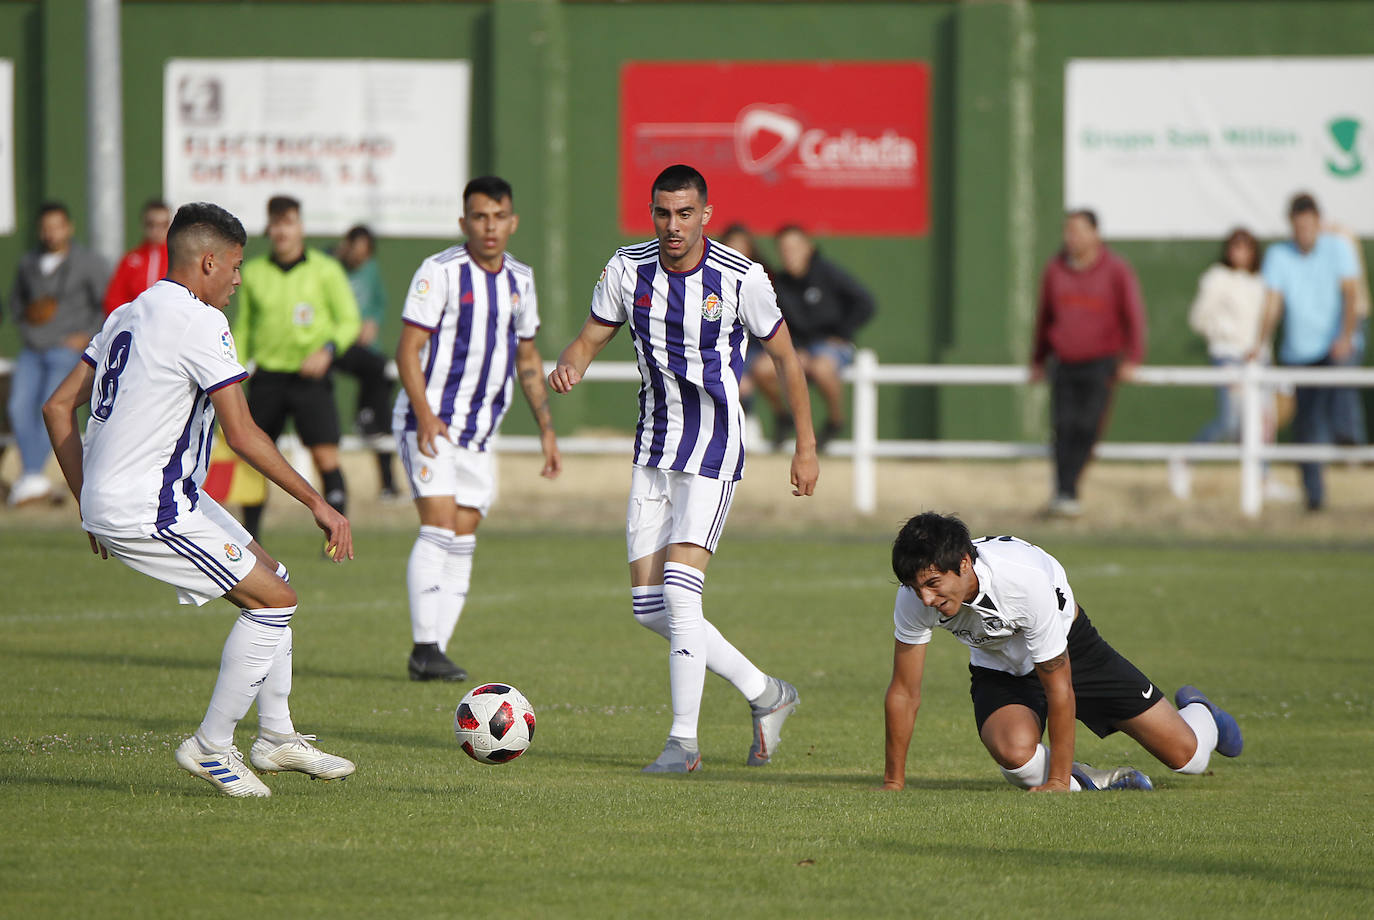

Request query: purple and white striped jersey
[
  {"left": 590, "top": 238, "right": 783, "bottom": 481},
  {"left": 80, "top": 280, "right": 249, "bottom": 536},
  {"left": 393, "top": 245, "right": 540, "bottom": 452}
]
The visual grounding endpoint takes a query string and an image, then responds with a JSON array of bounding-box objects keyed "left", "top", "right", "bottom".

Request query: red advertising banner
[{"left": 620, "top": 61, "right": 929, "bottom": 237}]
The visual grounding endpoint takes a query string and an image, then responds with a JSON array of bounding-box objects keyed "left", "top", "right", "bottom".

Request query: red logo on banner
[{"left": 620, "top": 61, "right": 929, "bottom": 237}]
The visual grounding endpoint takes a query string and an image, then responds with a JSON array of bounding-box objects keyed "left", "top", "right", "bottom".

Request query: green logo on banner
[{"left": 1326, "top": 117, "right": 1363, "bottom": 178}]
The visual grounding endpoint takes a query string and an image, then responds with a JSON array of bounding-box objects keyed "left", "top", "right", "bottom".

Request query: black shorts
[
  {"left": 246, "top": 369, "right": 342, "bottom": 447},
  {"left": 969, "top": 609, "right": 1164, "bottom": 738}
]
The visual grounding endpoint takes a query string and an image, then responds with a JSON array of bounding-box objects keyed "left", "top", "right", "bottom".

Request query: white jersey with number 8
[{"left": 80, "top": 279, "right": 248, "bottom": 537}]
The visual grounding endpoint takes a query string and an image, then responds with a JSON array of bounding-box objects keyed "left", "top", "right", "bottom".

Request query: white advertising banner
[
  {"left": 164, "top": 59, "right": 469, "bottom": 237},
  {"left": 1065, "top": 58, "right": 1374, "bottom": 239},
  {"left": 0, "top": 59, "right": 13, "bottom": 234}
]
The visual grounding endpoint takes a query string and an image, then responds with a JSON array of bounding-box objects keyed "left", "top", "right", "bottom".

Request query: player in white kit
[
  {"left": 550, "top": 165, "right": 820, "bottom": 772},
  {"left": 883, "top": 512, "right": 1244, "bottom": 792},
  {"left": 394, "top": 176, "right": 562, "bottom": 682},
  {"left": 43, "top": 202, "right": 356, "bottom": 798}
]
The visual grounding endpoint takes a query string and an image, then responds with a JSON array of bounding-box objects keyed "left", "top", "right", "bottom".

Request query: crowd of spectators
[{"left": 2, "top": 190, "right": 1368, "bottom": 515}]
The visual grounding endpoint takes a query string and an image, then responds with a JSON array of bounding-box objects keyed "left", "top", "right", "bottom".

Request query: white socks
[
  {"left": 196, "top": 606, "right": 295, "bottom": 751},
  {"left": 999, "top": 744, "right": 1086, "bottom": 791},
  {"left": 1001, "top": 743, "right": 1050, "bottom": 789},
  {"left": 662, "top": 562, "right": 709, "bottom": 741},
  {"left": 1175, "top": 702, "right": 1218, "bottom": 774},
  {"left": 407, "top": 526, "right": 453, "bottom": 644},
  {"left": 632, "top": 583, "right": 769, "bottom": 704},
  {"left": 408, "top": 527, "right": 477, "bottom": 650},
  {"left": 438, "top": 534, "right": 475, "bottom": 653},
  {"left": 256, "top": 626, "right": 294, "bottom": 736}
]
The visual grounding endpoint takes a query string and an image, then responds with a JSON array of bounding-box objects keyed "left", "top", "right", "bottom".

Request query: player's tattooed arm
[
  {"left": 1036, "top": 651, "right": 1069, "bottom": 673},
  {"left": 516, "top": 338, "right": 561, "bottom": 479}
]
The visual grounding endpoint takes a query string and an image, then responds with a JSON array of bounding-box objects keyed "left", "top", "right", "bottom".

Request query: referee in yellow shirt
[{"left": 232, "top": 195, "right": 361, "bottom": 540}]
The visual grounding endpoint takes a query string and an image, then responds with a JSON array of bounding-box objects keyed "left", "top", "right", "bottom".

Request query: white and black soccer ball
[{"left": 454, "top": 683, "right": 535, "bottom": 764}]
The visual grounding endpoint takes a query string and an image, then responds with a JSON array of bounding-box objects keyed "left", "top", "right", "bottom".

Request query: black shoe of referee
[{"left": 408, "top": 643, "right": 468, "bottom": 682}]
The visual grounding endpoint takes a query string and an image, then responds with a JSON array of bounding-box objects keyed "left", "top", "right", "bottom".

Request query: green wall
[{"left": 3, "top": 0, "right": 1373, "bottom": 444}]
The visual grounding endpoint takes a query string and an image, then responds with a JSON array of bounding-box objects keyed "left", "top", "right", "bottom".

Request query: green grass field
[{"left": 2, "top": 519, "right": 1371, "bottom": 918}]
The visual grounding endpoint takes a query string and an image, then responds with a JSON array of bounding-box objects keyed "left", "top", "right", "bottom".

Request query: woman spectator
[{"left": 1170, "top": 228, "right": 1293, "bottom": 500}]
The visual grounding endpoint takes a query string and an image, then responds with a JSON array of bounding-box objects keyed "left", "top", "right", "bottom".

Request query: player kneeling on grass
[
  {"left": 43, "top": 202, "right": 357, "bottom": 798},
  {"left": 882, "top": 512, "right": 1242, "bottom": 792}
]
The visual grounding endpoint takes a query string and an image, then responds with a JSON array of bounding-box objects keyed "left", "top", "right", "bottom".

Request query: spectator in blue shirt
[{"left": 1255, "top": 193, "right": 1361, "bottom": 511}]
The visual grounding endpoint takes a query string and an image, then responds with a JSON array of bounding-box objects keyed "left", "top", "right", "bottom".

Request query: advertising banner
[
  {"left": 0, "top": 59, "right": 13, "bottom": 235},
  {"left": 1066, "top": 58, "right": 1374, "bottom": 238},
  {"left": 164, "top": 59, "right": 470, "bottom": 237},
  {"left": 620, "top": 61, "right": 929, "bottom": 237}
]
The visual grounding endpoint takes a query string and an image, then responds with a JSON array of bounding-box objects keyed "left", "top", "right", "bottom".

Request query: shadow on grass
[
  {"left": 0, "top": 772, "right": 228, "bottom": 798},
  {"left": 10, "top": 647, "right": 383, "bottom": 683},
  {"left": 884, "top": 840, "right": 1374, "bottom": 895}
]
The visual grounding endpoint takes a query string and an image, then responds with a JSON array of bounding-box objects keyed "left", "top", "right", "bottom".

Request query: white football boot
[
  {"left": 175, "top": 737, "right": 271, "bottom": 797},
  {"left": 747, "top": 676, "right": 799, "bottom": 766},
  {"left": 250, "top": 732, "right": 355, "bottom": 780}
]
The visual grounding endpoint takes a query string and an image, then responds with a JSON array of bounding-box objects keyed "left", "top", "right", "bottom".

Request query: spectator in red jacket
[
  {"left": 103, "top": 199, "right": 171, "bottom": 315},
  {"left": 1030, "top": 209, "right": 1147, "bottom": 517}
]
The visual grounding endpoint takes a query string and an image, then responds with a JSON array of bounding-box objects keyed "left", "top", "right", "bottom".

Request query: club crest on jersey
[
  {"left": 292, "top": 302, "right": 314, "bottom": 326},
  {"left": 701, "top": 293, "right": 723, "bottom": 322},
  {"left": 418, "top": 465, "right": 433, "bottom": 483},
  {"left": 220, "top": 329, "right": 237, "bottom": 361},
  {"left": 509, "top": 292, "right": 520, "bottom": 308},
  {"left": 223, "top": 543, "right": 243, "bottom": 562}
]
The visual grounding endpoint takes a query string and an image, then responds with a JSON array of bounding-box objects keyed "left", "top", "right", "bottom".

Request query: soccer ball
[{"left": 454, "top": 683, "right": 535, "bottom": 764}]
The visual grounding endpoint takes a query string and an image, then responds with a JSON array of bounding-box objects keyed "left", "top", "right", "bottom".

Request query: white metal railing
[
  {"left": 8, "top": 353, "right": 1372, "bottom": 519},
  {"left": 493, "top": 352, "right": 1374, "bottom": 518}
]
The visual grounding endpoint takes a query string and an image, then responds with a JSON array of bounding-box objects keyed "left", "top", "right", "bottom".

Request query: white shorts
[
  {"left": 625, "top": 466, "right": 736, "bottom": 563},
  {"left": 87, "top": 496, "right": 258, "bottom": 607},
  {"left": 398, "top": 431, "right": 495, "bottom": 516}
]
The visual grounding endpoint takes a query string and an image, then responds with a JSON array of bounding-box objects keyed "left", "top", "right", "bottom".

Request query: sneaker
[
  {"left": 1175, "top": 685, "right": 1243, "bottom": 757},
  {"left": 1072, "top": 761, "right": 1153, "bottom": 791},
  {"left": 175, "top": 737, "right": 271, "bottom": 797},
  {"left": 250, "top": 731, "right": 355, "bottom": 780},
  {"left": 7, "top": 473, "right": 53, "bottom": 507},
  {"left": 1263, "top": 477, "right": 1300, "bottom": 503},
  {"left": 747, "top": 676, "right": 799, "bottom": 766},
  {"left": 407, "top": 644, "right": 468, "bottom": 682},
  {"left": 1047, "top": 495, "right": 1082, "bottom": 518},
  {"left": 642, "top": 737, "right": 702, "bottom": 774}
]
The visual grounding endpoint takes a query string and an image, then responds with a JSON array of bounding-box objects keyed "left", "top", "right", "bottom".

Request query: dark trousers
[
  {"left": 333, "top": 344, "right": 394, "bottom": 437},
  {"left": 1050, "top": 356, "right": 1118, "bottom": 499},
  {"left": 1293, "top": 356, "right": 1336, "bottom": 511}
]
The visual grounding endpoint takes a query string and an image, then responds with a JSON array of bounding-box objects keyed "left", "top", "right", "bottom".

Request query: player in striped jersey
[
  {"left": 550, "top": 165, "right": 819, "bottom": 772},
  {"left": 394, "top": 176, "right": 562, "bottom": 682},
  {"left": 43, "top": 203, "right": 356, "bottom": 797}
]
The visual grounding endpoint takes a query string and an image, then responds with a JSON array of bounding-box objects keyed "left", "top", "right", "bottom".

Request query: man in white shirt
[
  {"left": 550, "top": 164, "right": 819, "bottom": 772},
  {"left": 883, "top": 512, "right": 1242, "bottom": 792},
  {"left": 393, "top": 175, "right": 562, "bottom": 682},
  {"left": 43, "top": 202, "right": 356, "bottom": 798}
]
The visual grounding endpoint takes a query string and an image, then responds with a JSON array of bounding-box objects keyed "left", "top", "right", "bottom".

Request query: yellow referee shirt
[{"left": 231, "top": 249, "right": 362, "bottom": 372}]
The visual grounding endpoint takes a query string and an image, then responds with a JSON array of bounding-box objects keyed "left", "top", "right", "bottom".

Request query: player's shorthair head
[
  {"left": 167, "top": 202, "right": 247, "bottom": 269},
  {"left": 267, "top": 195, "right": 301, "bottom": 220},
  {"left": 652, "top": 164, "right": 708, "bottom": 203},
  {"left": 892, "top": 512, "right": 977, "bottom": 585},
  {"left": 464, "top": 175, "right": 514, "bottom": 207}
]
